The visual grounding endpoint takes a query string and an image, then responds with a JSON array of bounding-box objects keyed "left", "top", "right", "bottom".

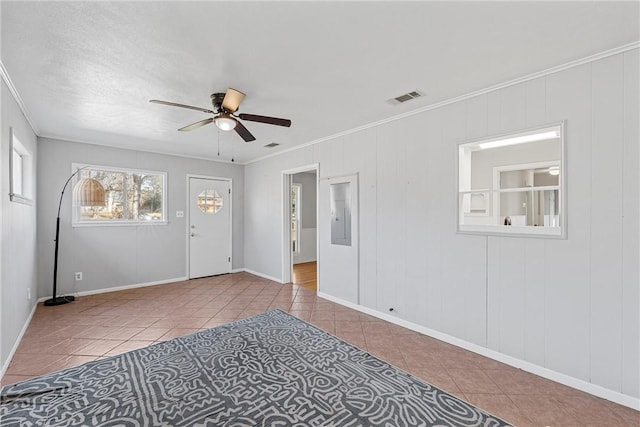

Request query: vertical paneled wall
[
  {"left": 590, "top": 54, "right": 624, "bottom": 392},
  {"left": 244, "top": 49, "right": 639, "bottom": 400},
  {"left": 621, "top": 49, "right": 640, "bottom": 400},
  {"left": 1, "top": 79, "right": 39, "bottom": 368}
]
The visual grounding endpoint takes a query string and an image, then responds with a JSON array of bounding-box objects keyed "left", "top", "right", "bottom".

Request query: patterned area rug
[{"left": 1, "top": 310, "right": 511, "bottom": 426}]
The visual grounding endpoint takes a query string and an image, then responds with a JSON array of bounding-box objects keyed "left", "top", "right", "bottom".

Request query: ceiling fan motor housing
[{"left": 210, "top": 93, "right": 227, "bottom": 113}]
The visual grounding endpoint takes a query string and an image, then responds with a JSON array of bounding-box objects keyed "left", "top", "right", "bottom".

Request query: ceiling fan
[{"left": 150, "top": 88, "right": 291, "bottom": 142}]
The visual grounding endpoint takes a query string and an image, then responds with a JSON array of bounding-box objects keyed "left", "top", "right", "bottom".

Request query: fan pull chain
[{"left": 217, "top": 129, "right": 220, "bottom": 157}]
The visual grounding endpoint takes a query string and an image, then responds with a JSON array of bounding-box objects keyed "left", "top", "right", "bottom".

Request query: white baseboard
[
  {"left": 317, "top": 292, "right": 640, "bottom": 411},
  {"left": 0, "top": 302, "right": 38, "bottom": 382},
  {"left": 241, "top": 269, "right": 285, "bottom": 284},
  {"left": 38, "top": 277, "right": 188, "bottom": 302}
]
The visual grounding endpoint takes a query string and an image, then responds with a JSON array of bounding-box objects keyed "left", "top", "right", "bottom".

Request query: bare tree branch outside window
[{"left": 76, "top": 167, "right": 165, "bottom": 223}]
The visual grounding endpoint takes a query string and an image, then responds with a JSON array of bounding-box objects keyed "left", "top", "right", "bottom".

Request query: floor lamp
[{"left": 44, "top": 168, "right": 106, "bottom": 306}]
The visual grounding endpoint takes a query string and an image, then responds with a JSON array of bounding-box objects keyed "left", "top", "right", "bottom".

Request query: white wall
[
  {"left": 244, "top": 49, "right": 639, "bottom": 404},
  {"left": 37, "top": 138, "right": 244, "bottom": 297},
  {"left": 1, "top": 79, "right": 39, "bottom": 369}
]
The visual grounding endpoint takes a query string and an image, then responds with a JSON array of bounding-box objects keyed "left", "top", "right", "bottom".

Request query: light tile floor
[{"left": 2, "top": 272, "right": 638, "bottom": 426}]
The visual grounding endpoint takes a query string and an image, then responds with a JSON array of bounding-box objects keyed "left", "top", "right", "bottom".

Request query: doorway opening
[{"left": 282, "top": 165, "right": 319, "bottom": 291}]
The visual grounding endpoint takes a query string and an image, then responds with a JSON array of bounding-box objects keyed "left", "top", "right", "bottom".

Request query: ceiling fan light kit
[
  {"left": 150, "top": 88, "right": 291, "bottom": 143},
  {"left": 214, "top": 114, "right": 237, "bottom": 131}
]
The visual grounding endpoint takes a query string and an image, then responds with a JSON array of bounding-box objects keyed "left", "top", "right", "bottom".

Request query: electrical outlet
[
  {"left": 75, "top": 272, "right": 83, "bottom": 281},
  {"left": 176, "top": 211, "right": 184, "bottom": 218}
]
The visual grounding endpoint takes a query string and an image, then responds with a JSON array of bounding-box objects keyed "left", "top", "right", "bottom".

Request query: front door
[{"left": 188, "top": 177, "right": 231, "bottom": 279}]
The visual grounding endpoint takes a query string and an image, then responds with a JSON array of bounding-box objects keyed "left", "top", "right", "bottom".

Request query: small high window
[
  {"left": 457, "top": 123, "right": 566, "bottom": 238},
  {"left": 12, "top": 148, "right": 23, "bottom": 195},
  {"left": 72, "top": 164, "right": 166, "bottom": 226},
  {"left": 9, "top": 128, "right": 33, "bottom": 205}
]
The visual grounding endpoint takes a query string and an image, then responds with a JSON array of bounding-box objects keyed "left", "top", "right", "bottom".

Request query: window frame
[
  {"left": 71, "top": 163, "right": 168, "bottom": 227},
  {"left": 456, "top": 122, "right": 567, "bottom": 239},
  {"left": 9, "top": 127, "right": 34, "bottom": 205}
]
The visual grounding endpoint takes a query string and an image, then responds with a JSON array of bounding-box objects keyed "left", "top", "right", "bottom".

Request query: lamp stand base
[{"left": 44, "top": 296, "right": 75, "bottom": 306}]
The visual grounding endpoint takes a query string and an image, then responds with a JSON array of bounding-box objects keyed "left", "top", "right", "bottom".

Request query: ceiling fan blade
[
  {"left": 221, "top": 88, "right": 245, "bottom": 112},
  {"left": 234, "top": 120, "right": 256, "bottom": 142},
  {"left": 239, "top": 113, "right": 291, "bottom": 127},
  {"left": 150, "top": 99, "right": 214, "bottom": 114},
  {"left": 178, "top": 117, "right": 214, "bottom": 132}
]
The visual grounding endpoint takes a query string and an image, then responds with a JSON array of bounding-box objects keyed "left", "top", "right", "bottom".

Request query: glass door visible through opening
[{"left": 291, "top": 183, "right": 301, "bottom": 253}]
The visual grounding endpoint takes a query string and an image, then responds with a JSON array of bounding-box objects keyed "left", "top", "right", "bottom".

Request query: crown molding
[
  {"left": 37, "top": 134, "right": 243, "bottom": 166},
  {"left": 0, "top": 59, "right": 39, "bottom": 135},
  {"left": 246, "top": 40, "right": 640, "bottom": 165}
]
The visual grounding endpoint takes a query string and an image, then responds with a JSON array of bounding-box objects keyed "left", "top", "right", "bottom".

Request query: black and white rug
[{"left": 1, "top": 310, "right": 511, "bottom": 426}]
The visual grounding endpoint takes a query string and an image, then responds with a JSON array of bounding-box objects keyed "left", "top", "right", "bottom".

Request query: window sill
[
  {"left": 9, "top": 193, "right": 34, "bottom": 206},
  {"left": 458, "top": 224, "right": 564, "bottom": 239},
  {"left": 72, "top": 221, "right": 168, "bottom": 228}
]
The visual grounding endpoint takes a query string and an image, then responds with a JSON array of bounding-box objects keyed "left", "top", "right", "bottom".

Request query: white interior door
[
  {"left": 319, "top": 174, "right": 358, "bottom": 303},
  {"left": 189, "top": 177, "right": 231, "bottom": 279}
]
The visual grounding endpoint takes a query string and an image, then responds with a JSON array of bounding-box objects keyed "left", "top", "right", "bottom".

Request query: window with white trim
[
  {"left": 12, "top": 148, "right": 23, "bottom": 195},
  {"left": 72, "top": 164, "right": 167, "bottom": 225},
  {"left": 9, "top": 128, "right": 33, "bottom": 204}
]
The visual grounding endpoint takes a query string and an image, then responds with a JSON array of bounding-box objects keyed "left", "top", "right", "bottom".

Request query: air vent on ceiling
[
  {"left": 264, "top": 142, "right": 280, "bottom": 148},
  {"left": 388, "top": 90, "right": 425, "bottom": 105}
]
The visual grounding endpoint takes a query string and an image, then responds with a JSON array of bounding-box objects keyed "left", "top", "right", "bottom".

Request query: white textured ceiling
[{"left": 2, "top": 1, "right": 638, "bottom": 164}]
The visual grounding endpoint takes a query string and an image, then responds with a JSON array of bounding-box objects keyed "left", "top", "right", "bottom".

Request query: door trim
[
  {"left": 281, "top": 163, "right": 319, "bottom": 285},
  {"left": 186, "top": 174, "right": 233, "bottom": 279}
]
